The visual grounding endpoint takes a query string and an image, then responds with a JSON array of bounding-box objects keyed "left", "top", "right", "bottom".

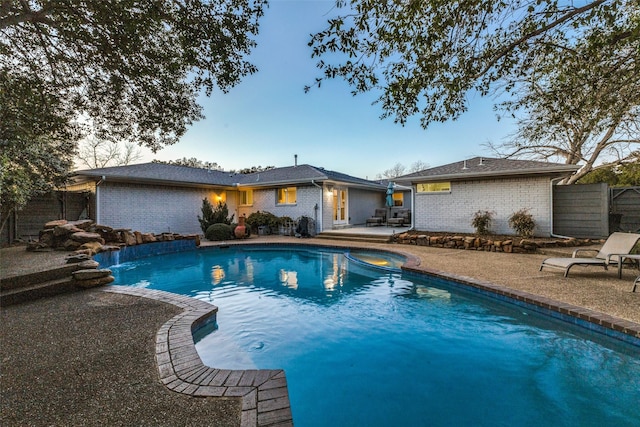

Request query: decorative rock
[
  {"left": 44, "top": 219, "right": 67, "bottom": 229},
  {"left": 121, "top": 231, "right": 137, "bottom": 246},
  {"left": 134, "top": 231, "right": 144, "bottom": 245},
  {"left": 73, "top": 269, "right": 112, "bottom": 280},
  {"left": 53, "top": 224, "right": 84, "bottom": 237},
  {"left": 161, "top": 233, "right": 175, "bottom": 241},
  {"left": 100, "top": 245, "right": 121, "bottom": 252},
  {"left": 75, "top": 275, "right": 115, "bottom": 288},
  {"left": 79, "top": 241, "right": 103, "bottom": 255},
  {"left": 63, "top": 239, "right": 83, "bottom": 251},
  {"left": 68, "top": 219, "right": 94, "bottom": 230},
  {"left": 66, "top": 253, "right": 92, "bottom": 263},
  {"left": 77, "top": 260, "right": 100, "bottom": 269},
  {"left": 39, "top": 229, "right": 55, "bottom": 247},
  {"left": 141, "top": 233, "right": 157, "bottom": 243},
  {"left": 70, "top": 232, "right": 105, "bottom": 244}
]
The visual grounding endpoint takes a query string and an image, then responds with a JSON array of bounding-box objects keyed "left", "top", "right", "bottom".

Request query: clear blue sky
[{"left": 144, "top": 0, "right": 517, "bottom": 179}]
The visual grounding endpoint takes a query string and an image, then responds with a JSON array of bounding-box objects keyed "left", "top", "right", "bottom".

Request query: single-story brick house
[
  {"left": 70, "top": 162, "right": 391, "bottom": 235},
  {"left": 395, "top": 157, "right": 579, "bottom": 237}
]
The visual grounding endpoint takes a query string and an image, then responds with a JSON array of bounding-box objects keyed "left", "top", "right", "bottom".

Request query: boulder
[
  {"left": 141, "top": 233, "right": 157, "bottom": 243},
  {"left": 134, "top": 231, "right": 144, "bottom": 245},
  {"left": 44, "top": 219, "right": 67, "bottom": 229},
  {"left": 53, "top": 224, "right": 84, "bottom": 237},
  {"left": 66, "top": 253, "right": 92, "bottom": 263},
  {"left": 72, "top": 269, "right": 112, "bottom": 280},
  {"left": 77, "top": 260, "right": 100, "bottom": 269},
  {"left": 68, "top": 219, "right": 94, "bottom": 230},
  {"left": 75, "top": 276, "right": 115, "bottom": 289},
  {"left": 26, "top": 241, "right": 50, "bottom": 252},
  {"left": 121, "top": 231, "right": 137, "bottom": 246},
  {"left": 79, "top": 241, "right": 103, "bottom": 255},
  {"left": 70, "top": 232, "right": 105, "bottom": 244},
  {"left": 63, "top": 239, "right": 83, "bottom": 251},
  {"left": 39, "top": 229, "right": 55, "bottom": 247}
]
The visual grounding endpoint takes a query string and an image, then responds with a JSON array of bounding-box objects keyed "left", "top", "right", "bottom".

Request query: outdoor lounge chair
[
  {"left": 366, "top": 209, "right": 387, "bottom": 227},
  {"left": 387, "top": 209, "right": 411, "bottom": 227},
  {"left": 539, "top": 232, "right": 640, "bottom": 277}
]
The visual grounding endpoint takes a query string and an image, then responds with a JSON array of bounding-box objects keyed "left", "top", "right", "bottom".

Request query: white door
[{"left": 333, "top": 188, "right": 348, "bottom": 225}]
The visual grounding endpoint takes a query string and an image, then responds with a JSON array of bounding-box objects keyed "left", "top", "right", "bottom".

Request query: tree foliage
[
  {"left": 1, "top": 0, "right": 265, "bottom": 229},
  {"left": 1, "top": 0, "right": 266, "bottom": 152},
  {"left": 577, "top": 156, "right": 640, "bottom": 186},
  {"left": 0, "top": 70, "right": 77, "bottom": 233},
  {"left": 308, "top": 1, "right": 637, "bottom": 128},
  {"left": 377, "top": 160, "right": 428, "bottom": 179},
  {"left": 154, "top": 157, "right": 223, "bottom": 171}
]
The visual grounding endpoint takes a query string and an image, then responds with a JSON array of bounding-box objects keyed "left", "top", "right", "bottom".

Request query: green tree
[
  {"left": 0, "top": 71, "right": 77, "bottom": 234},
  {"left": 1, "top": 0, "right": 265, "bottom": 232},
  {"left": 1, "top": 0, "right": 266, "bottom": 152},
  {"left": 307, "top": 1, "right": 638, "bottom": 129},
  {"left": 578, "top": 156, "right": 640, "bottom": 186},
  {"left": 487, "top": 30, "right": 639, "bottom": 183}
]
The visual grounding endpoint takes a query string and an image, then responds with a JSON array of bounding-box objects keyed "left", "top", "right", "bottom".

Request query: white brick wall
[
  {"left": 237, "top": 185, "right": 323, "bottom": 232},
  {"left": 413, "top": 177, "right": 552, "bottom": 236},
  {"left": 98, "top": 182, "right": 237, "bottom": 235}
]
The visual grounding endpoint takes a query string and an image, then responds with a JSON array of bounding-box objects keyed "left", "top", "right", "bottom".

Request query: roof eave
[{"left": 396, "top": 167, "right": 579, "bottom": 183}]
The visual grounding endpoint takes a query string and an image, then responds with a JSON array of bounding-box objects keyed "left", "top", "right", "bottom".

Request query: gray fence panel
[
  {"left": 553, "top": 183, "right": 609, "bottom": 238},
  {"left": 611, "top": 187, "right": 640, "bottom": 233}
]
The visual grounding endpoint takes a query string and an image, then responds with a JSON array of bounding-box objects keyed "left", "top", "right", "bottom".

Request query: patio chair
[
  {"left": 387, "top": 209, "right": 411, "bottom": 227},
  {"left": 366, "top": 209, "right": 387, "bottom": 227},
  {"left": 539, "top": 232, "right": 640, "bottom": 277}
]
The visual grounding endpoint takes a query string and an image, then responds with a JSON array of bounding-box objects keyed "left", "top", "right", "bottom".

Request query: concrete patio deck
[{"left": 2, "top": 236, "right": 639, "bottom": 426}]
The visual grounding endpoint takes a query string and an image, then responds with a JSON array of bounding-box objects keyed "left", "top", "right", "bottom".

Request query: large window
[
  {"left": 392, "top": 192, "right": 404, "bottom": 207},
  {"left": 417, "top": 182, "right": 451, "bottom": 193},
  {"left": 277, "top": 187, "right": 297, "bottom": 205},
  {"left": 239, "top": 190, "right": 253, "bottom": 206}
]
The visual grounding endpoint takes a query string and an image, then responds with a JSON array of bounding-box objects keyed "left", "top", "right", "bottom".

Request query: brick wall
[
  {"left": 237, "top": 185, "right": 323, "bottom": 232},
  {"left": 413, "top": 177, "right": 552, "bottom": 236},
  {"left": 98, "top": 182, "right": 236, "bottom": 235}
]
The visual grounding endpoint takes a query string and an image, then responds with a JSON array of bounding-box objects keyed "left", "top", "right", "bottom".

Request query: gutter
[
  {"left": 95, "top": 176, "right": 105, "bottom": 224},
  {"left": 311, "top": 180, "right": 323, "bottom": 233}
]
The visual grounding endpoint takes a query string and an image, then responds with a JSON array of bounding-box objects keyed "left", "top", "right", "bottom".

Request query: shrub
[
  {"left": 205, "top": 223, "right": 233, "bottom": 241},
  {"left": 198, "top": 199, "right": 234, "bottom": 233},
  {"left": 509, "top": 209, "right": 536, "bottom": 237},
  {"left": 245, "top": 211, "right": 280, "bottom": 232},
  {"left": 471, "top": 210, "right": 494, "bottom": 235}
]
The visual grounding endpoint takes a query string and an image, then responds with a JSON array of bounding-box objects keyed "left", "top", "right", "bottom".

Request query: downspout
[
  {"left": 311, "top": 180, "right": 323, "bottom": 233},
  {"left": 549, "top": 176, "right": 572, "bottom": 239},
  {"left": 95, "top": 176, "right": 105, "bottom": 225}
]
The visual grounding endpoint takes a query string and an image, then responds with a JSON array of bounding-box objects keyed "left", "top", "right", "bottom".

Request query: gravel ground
[{"left": 0, "top": 290, "right": 241, "bottom": 427}]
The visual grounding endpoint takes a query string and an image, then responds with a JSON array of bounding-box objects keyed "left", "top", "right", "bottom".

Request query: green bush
[
  {"left": 245, "top": 211, "right": 280, "bottom": 232},
  {"left": 508, "top": 208, "right": 536, "bottom": 237},
  {"left": 205, "top": 223, "right": 233, "bottom": 241},
  {"left": 471, "top": 210, "right": 494, "bottom": 235},
  {"left": 198, "top": 199, "right": 234, "bottom": 233}
]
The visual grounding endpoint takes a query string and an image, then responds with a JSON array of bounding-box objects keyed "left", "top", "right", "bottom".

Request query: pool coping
[
  {"left": 103, "top": 286, "right": 293, "bottom": 427},
  {"left": 102, "top": 240, "right": 640, "bottom": 427}
]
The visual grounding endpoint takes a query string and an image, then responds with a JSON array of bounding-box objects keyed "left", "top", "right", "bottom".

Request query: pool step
[
  {"left": 0, "top": 264, "right": 86, "bottom": 306},
  {"left": 0, "top": 277, "right": 77, "bottom": 306},
  {"left": 316, "top": 232, "right": 391, "bottom": 244}
]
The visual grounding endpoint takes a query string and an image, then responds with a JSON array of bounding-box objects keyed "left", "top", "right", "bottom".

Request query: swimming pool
[{"left": 109, "top": 245, "right": 640, "bottom": 426}]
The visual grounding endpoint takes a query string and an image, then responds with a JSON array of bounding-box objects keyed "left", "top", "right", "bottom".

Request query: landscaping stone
[
  {"left": 70, "top": 232, "right": 104, "bottom": 244},
  {"left": 44, "top": 219, "right": 67, "bottom": 229},
  {"left": 72, "top": 269, "right": 112, "bottom": 280},
  {"left": 66, "top": 253, "right": 92, "bottom": 263},
  {"left": 74, "top": 275, "right": 115, "bottom": 288}
]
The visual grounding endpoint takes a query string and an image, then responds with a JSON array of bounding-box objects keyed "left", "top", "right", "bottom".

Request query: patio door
[{"left": 333, "top": 188, "right": 348, "bottom": 226}]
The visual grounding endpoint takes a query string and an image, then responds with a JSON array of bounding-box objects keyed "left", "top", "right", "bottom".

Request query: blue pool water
[{"left": 108, "top": 246, "right": 640, "bottom": 427}]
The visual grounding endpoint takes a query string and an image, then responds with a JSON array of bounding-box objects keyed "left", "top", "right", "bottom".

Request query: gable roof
[
  {"left": 73, "top": 162, "right": 238, "bottom": 188},
  {"left": 396, "top": 157, "right": 579, "bottom": 183},
  {"left": 236, "top": 164, "right": 384, "bottom": 189},
  {"left": 72, "top": 162, "right": 384, "bottom": 190}
]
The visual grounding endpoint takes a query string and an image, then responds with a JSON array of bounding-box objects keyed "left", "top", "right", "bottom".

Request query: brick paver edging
[
  {"left": 103, "top": 286, "right": 293, "bottom": 427},
  {"left": 400, "top": 264, "right": 640, "bottom": 345}
]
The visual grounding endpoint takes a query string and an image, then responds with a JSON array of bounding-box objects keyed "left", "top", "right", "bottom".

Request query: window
[
  {"left": 277, "top": 187, "right": 297, "bottom": 204},
  {"left": 239, "top": 190, "right": 253, "bottom": 206},
  {"left": 417, "top": 182, "right": 451, "bottom": 193},
  {"left": 392, "top": 192, "right": 404, "bottom": 206}
]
